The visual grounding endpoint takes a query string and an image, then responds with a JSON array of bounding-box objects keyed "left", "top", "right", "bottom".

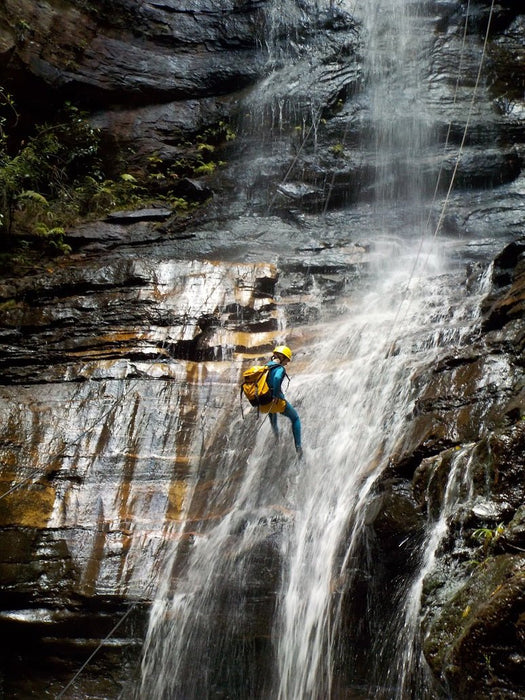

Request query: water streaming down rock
[
  {"left": 272, "top": 1, "right": 456, "bottom": 696},
  {"left": 29, "top": 259, "right": 278, "bottom": 601},
  {"left": 360, "top": 0, "right": 432, "bottom": 203},
  {"left": 275, "top": 243, "right": 438, "bottom": 698},
  {"left": 382, "top": 443, "right": 480, "bottom": 699},
  {"left": 274, "top": 3, "right": 506, "bottom": 698},
  {"left": 137, "top": 245, "right": 493, "bottom": 699},
  {"left": 137, "top": 1, "right": 500, "bottom": 697}
]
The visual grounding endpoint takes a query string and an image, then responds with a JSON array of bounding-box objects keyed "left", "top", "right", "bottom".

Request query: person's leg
[
  {"left": 283, "top": 402, "right": 301, "bottom": 452},
  {"left": 269, "top": 411, "right": 279, "bottom": 440}
]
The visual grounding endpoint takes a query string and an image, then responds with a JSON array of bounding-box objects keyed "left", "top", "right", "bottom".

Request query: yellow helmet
[{"left": 273, "top": 345, "right": 292, "bottom": 361}]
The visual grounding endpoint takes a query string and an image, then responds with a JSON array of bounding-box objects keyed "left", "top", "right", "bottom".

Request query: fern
[{"left": 17, "top": 190, "right": 49, "bottom": 206}]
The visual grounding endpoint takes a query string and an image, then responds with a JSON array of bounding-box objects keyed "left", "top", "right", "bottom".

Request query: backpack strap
[{"left": 240, "top": 383, "right": 245, "bottom": 419}]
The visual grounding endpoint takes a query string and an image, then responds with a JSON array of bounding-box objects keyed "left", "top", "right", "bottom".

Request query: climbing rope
[
  {"left": 384, "top": 0, "right": 495, "bottom": 352},
  {"left": 424, "top": 0, "right": 473, "bottom": 233},
  {"left": 402, "top": 0, "right": 473, "bottom": 297},
  {"left": 55, "top": 602, "right": 137, "bottom": 699},
  {"left": 430, "top": 0, "right": 495, "bottom": 244}
]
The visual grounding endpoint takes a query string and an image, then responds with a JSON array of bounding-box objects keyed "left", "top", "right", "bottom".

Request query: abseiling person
[{"left": 265, "top": 345, "right": 303, "bottom": 459}]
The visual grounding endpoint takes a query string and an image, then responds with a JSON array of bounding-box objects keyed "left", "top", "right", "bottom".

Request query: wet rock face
[
  {"left": 0, "top": 248, "right": 288, "bottom": 694},
  {"left": 0, "top": 0, "right": 525, "bottom": 697},
  {"left": 0, "top": 255, "right": 282, "bottom": 380},
  {"left": 0, "top": 0, "right": 267, "bottom": 103},
  {"left": 0, "top": 0, "right": 269, "bottom": 171},
  {"left": 2, "top": 0, "right": 523, "bottom": 206},
  {"left": 423, "top": 554, "right": 525, "bottom": 700},
  {"left": 382, "top": 238, "right": 525, "bottom": 698},
  {"left": 0, "top": 210, "right": 368, "bottom": 696},
  {"left": 482, "top": 239, "right": 525, "bottom": 339},
  {"left": 240, "top": 4, "right": 525, "bottom": 218},
  {"left": 417, "top": 427, "right": 525, "bottom": 699}
]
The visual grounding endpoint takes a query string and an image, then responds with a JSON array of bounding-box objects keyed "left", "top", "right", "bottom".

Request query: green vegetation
[
  {"left": 143, "top": 120, "right": 234, "bottom": 184},
  {"left": 330, "top": 143, "right": 345, "bottom": 156},
  {"left": 472, "top": 523, "right": 505, "bottom": 554},
  {"left": 193, "top": 161, "right": 217, "bottom": 176},
  {"left": 0, "top": 90, "right": 236, "bottom": 273},
  {"left": 0, "top": 95, "right": 104, "bottom": 268}
]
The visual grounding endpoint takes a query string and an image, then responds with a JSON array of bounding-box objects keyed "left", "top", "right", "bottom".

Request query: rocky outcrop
[
  {"left": 0, "top": 1, "right": 266, "bottom": 102},
  {"left": 1, "top": 0, "right": 525, "bottom": 698},
  {"left": 3, "top": 1, "right": 523, "bottom": 212},
  {"left": 0, "top": 205, "right": 368, "bottom": 695},
  {"left": 364, "top": 236, "right": 525, "bottom": 698},
  {"left": 0, "top": 255, "right": 280, "bottom": 695},
  {"left": 418, "top": 240, "right": 525, "bottom": 699}
]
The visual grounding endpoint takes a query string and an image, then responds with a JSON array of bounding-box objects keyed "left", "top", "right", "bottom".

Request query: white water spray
[
  {"left": 138, "top": 0, "right": 492, "bottom": 697},
  {"left": 272, "top": 0, "right": 484, "bottom": 697},
  {"left": 272, "top": 234, "right": 488, "bottom": 698},
  {"left": 384, "top": 444, "right": 478, "bottom": 699}
]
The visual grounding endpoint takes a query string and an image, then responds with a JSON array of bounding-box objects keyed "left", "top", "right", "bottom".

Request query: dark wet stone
[
  {"left": 1, "top": 0, "right": 525, "bottom": 698},
  {"left": 482, "top": 238, "right": 525, "bottom": 332},
  {"left": 104, "top": 208, "right": 173, "bottom": 223},
  {"left": 423, "top": 554, "right": 525, "bottom": 700},
  {"left": 366, "top": 478, "right": 426, "bottom": 570}
]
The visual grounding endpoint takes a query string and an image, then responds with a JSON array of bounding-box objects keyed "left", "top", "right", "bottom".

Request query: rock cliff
[{"left": 0, "top": 0, "right": 524, "bottom": 697}]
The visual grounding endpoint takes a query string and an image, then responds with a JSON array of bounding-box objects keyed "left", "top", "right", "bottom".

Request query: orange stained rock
[
  {"left": 116, "top": 453, "right": 193, "bottom": 467},
  {"left": 0, "top": 482, "right": 55, "bottom": 528},
  {"left": 165, "top": 480, "right": 188, "bottom": 521},
  {"left": 89, "top": 331, "right": 142, "bottom": 345},
  {"left": 0, "top": 454, "right": 20, "bottom": 471},
  {"left": 231, "top": 330, "right": 285, "bottom": 353}
]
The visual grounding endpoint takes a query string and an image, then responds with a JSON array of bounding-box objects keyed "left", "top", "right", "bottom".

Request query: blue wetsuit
[{"left": 267, "top": 361, "right": 302, "bottom": 451}]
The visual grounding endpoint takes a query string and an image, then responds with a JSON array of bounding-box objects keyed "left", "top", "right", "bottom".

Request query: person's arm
[{"left": 268, "top": 365, "right": 286, "bottom": 400}]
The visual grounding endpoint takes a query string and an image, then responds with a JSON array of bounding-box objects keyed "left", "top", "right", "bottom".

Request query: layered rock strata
[{"left": 0, "top": 0, "right": 524, "bottom": 697}]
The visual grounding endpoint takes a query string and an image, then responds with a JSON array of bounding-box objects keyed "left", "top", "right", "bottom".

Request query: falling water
[
  {"left": 272, "top": 0, "right": 479, "bottom": 697},
  {"left": 139, "top": 0, "right": 490, "bottom": 697},
  {"left": 272, "top": 236, "right": 492, "bottom": 699},
  {"left": 382, "top": 444, "right": 479, "bottom": 699},
  {"left": 361, "top": 0, "right": 432, "bottom": 203}
]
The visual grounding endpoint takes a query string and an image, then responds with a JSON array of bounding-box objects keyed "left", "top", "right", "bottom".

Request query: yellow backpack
[
  {"left": 240, "top": 363, "right": 289, "bottom": 416},
  {"left": 241, "top": 364, "right": 274, "bottom": 406}
]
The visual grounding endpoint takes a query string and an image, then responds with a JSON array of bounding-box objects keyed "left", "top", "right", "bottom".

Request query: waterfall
[
  {"left": 382, "top": 444, "right": 478, "bottom": 699},
  {"left": 272, "top": 1, "right": 489, "bottom": 697},
  {"left": 272, "top": 236, "right": 491, "bottom": 698},
  {"left": 361, "top": 0, "right": 432, "bottom": 204},
  {"left": 139, "top": 0, "right": 490, "bottom": 697}
]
